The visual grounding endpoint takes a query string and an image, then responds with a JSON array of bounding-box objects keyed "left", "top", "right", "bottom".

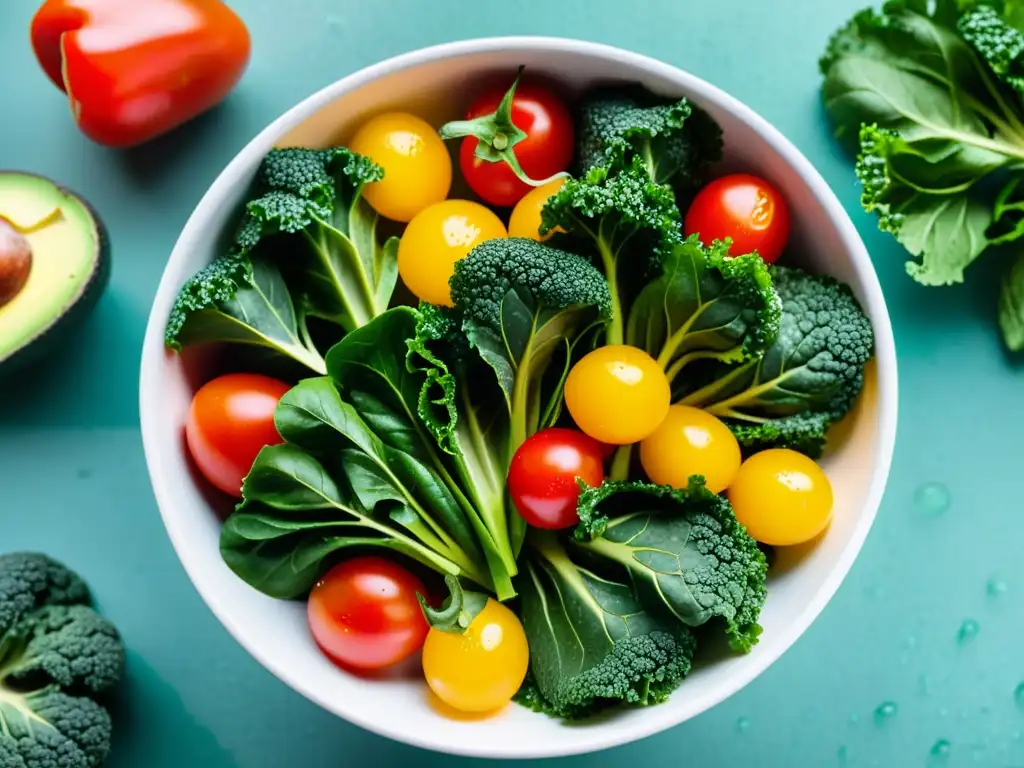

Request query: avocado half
[{"left": 0, "top": 172, "right": 109, "bottom": 374}]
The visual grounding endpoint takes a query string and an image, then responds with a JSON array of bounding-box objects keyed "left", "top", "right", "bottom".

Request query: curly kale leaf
[
  {"left": 516, "top": 530, "right": 696, "bottom": 720},
  {"left": 577, "top": 85, "right": 723, "bottom": 190},
  {"left": 678, "top": 266, "right": 874, "bottom": 457}
]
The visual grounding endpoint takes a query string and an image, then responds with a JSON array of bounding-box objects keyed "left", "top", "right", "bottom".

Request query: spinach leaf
[
  {"left": 220, "top": 445, "right": 466, "bottom": 598},
  {"left": 999, "top": 251, "right": 1024, "bottom": 350}
]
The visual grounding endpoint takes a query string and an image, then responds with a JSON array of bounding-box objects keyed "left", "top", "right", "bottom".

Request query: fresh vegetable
[
  {"left": 397, "top": 199, "right": 507, "bottom": 306},
  {"left": 626, "top": 234, "right": 781, "bottom": 385},
  {"left": 507, "top": 428, "right": 605, "bottom": 530},
  {"left": 573, "top": 477, "right": 769, "bottom": 652},
  {"left": 349, "top": 112, "right": 453, "bottom": 222},
  {"left": 0, "top": 173, "right": 108, "bottom": 376},
  {"left": 684, "top": 174, "right": 791, "bottom": 263},
  {"left": 439, "top": 70, "right": 574, "bottom": 207},
  {"left": 639, "top": 405, "right": 741, "bottom": 493},
  {"left": 678, "top": 266, "right": 874, "bottom": 457},
  {"left": 508, "top": 178, "right": 567, "bottom": 241},
  {"left": 728, "top": 448, "right": 834, "bottom": 546},
  {"left": 819, "top": 0, "right": 1024, "bottom": 350},
  {"left": 516, "top": 528, "right": 697, "bottom": 719},
  {"left": 576, "top": 85, "right": 723, "bottom": 190},
  {"left": 422, "top": 594, "right": 529, "bottom": 713},
  {"left": 307, "top": 557, "right": 429, "bottom": 671},
  {"left": 165, "top": 147, "right": 399, "bottom": 373},
  {"left": 0, "top": 552, "right": 125, "bottom": 767},
  {"left": 563, "top": 344, "right": 671, "bottom": 446},
  {"left": 31, "top": 0, "right": 250, "bottom": 147},
  {"left": 185, "top": 373, "right": 289, "bottom": 497},
  {"left": 542, "top": 160, "right": 682, "bottom": 346}
]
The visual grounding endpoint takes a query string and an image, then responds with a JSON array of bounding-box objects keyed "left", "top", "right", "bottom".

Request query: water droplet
[
  {"left": 1013, "top": 730, "right": 1022, "bottom": 741},
  {"left": 914, "top": 481, "right": 951, "bottom": 516},
  {"left": 1014, "top": 682, "right": 1024, "bottom": 708},
  {"left": 849, "top": 712, "right": 861, "bottom": 724},
  {"left": 939, "top": 707, "right": 949, "bottom": 717},
  {"left": 874, "top": 701, "right": 898, "bottom": 725},
  {"left": 837, "top": 745, "right": 849, "bottom": 764},
  {"left": 930, "top": 739, "right": 951, "bottom": 761},
  {"left": 736, "top": 716, "right": 750, "bottom": 732},
  {"left": 905, "top": 634, "right": 918, "bottom": 649},
  {"left": 987, "top": 578, "right": 1008, "bottom": 597},
  {"left": 958, "top": 619, "right": 980, "bottom": 645}
]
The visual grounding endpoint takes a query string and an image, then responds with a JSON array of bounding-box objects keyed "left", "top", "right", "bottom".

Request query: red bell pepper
[{"left": 30, "top": 0, "right": 251, "bottom": 148}]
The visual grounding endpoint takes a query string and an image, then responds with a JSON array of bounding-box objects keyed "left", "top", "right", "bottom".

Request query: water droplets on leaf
[
  {"left": 913, "top": 481, "right": 951, "bottom": 517},
  {"left": 958, "top": 619, "right": 980, "bottom": 645},
  {"left": 874, "top": 701, "right": 898, "bottom": 725}
]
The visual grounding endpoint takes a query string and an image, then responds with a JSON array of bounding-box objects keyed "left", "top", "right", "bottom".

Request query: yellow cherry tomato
[
  {"left": 422, "top": 598, "right": 529, "bottom": 714},
  {"left": 398, "top": 199, "right": 507, "bottom": 306},
  {"left": 564, "top": 345, "right": 671, "bottom": 445},
  {"left": 727, "top": 448, "right": 834, "bottom": 546},
  {"left": 508, "top": 177, "right": 566, "bottom": 241},
  {"left": 639, "top": 405, "right": 741, "bottom": 494},
  {"left": 348, "top": 112, "right": 452, "bottom": 223}
]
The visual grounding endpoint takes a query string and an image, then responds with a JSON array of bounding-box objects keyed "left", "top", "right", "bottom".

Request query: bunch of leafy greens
[
  {"left": 820, "top": 0, "right": 1024, "bottom": 350},
  {"left": 221, "top": 239, "right": 613, "bottom": 602},
  {"left": 165, "top": 147, "right": 399, "bottom": 374},
  {"left": 514, "top": 477, "right": 767, "bottom": 719}
]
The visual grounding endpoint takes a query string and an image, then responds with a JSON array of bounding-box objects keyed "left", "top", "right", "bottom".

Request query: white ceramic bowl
[{"left": 140, "top": 37, "right": 898, "bottom": 759}]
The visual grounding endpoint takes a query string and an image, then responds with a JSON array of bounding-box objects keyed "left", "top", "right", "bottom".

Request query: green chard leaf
[{"left": 573, "top": 478, "right": 768, "bottom": 653}]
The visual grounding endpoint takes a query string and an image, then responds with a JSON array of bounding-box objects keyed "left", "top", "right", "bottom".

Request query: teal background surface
[{"left": 3, "top": 0, "right": 1024, "bottom": 765}]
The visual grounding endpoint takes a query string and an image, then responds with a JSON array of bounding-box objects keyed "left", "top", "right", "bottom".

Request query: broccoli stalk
[
  {"left": 0, "top": 553, "right": 125, "bottom": 768},
  {"left": 541, "top": 161, "right": 681, "bottom": 346}
]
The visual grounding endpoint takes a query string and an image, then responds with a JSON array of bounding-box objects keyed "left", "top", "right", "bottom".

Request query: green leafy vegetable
[
  {"left": 820, "top": 0, "right": 1024, "bottom": 348},
  {"left": 516, "top": 529, "right": 697, "bottom": 720},
  {"left": 627, "top": 235, "right": 782, "bottom": 384},
  {"left": 541, "top": 160, "right": 682, "bottom": 345},
  {"left": 577, "top": 85, "right": 723, "bottom": 189},
  {"left": 999, "top": 251, "right": 1024, "bottom": 349},
  {"left": 0, "top": 552, "right": 125, "bottom": 768},
  {"left": 678, "top": 266, "right": 874, "bottom": 457},
  {"left": 417, "top": 574, "right": 489, "bottom": 634},
  {"left": 573, "top": 478, "right": 768, "bottom": 653},
  {"left": 165, "top": 146, "right": 399, "bottom": 371}
]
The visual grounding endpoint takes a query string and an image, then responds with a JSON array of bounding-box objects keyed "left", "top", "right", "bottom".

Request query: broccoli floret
[
  {"left": 0, "top": 554, "right": 125, "bottom": 768},
  {"left": 577, "top": 86, "right": 723, "bottom": 190},
  {"left": 516, "top": 530, "right": 696, "bottom": 719},
  {"left": 574, "top": 477, "right": 768, "bottom": 652},
  {"left": 679, "top": 265, "right": 874, "bottom": 457},
  {"left": 541, "top": 160, "right": 682, "bottom": 345}
]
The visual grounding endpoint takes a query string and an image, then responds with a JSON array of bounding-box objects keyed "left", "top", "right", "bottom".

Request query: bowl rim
[{"left": 139, "top": 34, "right": 899, "bottom": 758}]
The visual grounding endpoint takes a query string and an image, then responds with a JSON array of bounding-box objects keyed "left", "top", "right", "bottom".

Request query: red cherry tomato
[
  {"left": 459, "top": 81, "right": 574, "bottom": 208},
  {"left": 684, "top": 173, "right": 791, "bottom": 264},
  {"left": 185, "top": 373, "right": 290, "bottom": 497},
  {"left": 507, "top": 428, "right": 605, "bottom": 530},
  {"left": 307, "top": 556, "right": 429, "bottom": 672}
]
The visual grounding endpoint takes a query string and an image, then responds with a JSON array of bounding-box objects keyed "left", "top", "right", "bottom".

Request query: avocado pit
[{"left": 0, "top": 216, "right": 32, "bottom": 308}]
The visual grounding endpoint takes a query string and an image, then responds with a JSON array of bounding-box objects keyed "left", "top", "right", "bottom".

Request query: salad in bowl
[{"left": 141, "top": 38, "right": 895, "bottom": 757}]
